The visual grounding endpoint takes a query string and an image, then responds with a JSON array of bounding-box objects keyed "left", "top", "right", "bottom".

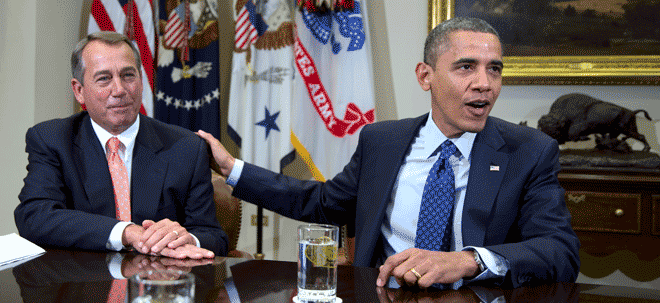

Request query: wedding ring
[
  {"left": 173, "top": 230, "right": 179, "bottom": 237},
  {"left": 409, "top": 267, "right": 422, "bottom": 280}
]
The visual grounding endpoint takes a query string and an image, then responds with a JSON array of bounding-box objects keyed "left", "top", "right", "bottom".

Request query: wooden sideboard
[{"left": 558, "top": 168, "right": 660, "bottom": 282}]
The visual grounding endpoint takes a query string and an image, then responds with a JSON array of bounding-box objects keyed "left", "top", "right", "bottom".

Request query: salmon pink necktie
[
  {"left": 106, "top": 279, "right": 127, "bottom": 303},
  {"left": 107, "top": 137, "right": 131, "bottom": 222}
]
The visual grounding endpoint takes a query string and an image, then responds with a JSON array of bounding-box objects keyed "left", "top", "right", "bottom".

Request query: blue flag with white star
[
  {"left": 154, "top": 0, "right": 221, "bottom": 139},
  {"left": 227, "top": 0, "right": 295, "bottom": 173},
  {"left": 227, "top": 0, "right": 299, "bottom": 261}
]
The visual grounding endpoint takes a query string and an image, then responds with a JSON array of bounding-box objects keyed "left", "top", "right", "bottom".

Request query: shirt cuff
[
  {"left": 463, "top": 246, "right": 509, "bottom": 282},
  {"left": 226, "top": 159, "right": 244, "bottom": 187},
  {"left": 107, "top": 221, "right": 134, "bottom": 251},
  {"left": 107, "top": 252, "right": 126, "bottom": 279}
]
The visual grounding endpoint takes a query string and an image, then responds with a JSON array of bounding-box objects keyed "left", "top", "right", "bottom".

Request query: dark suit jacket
[
  {"left": 232, "top": 114, "right": 580, "bottom": 288},
  {"left": 15, "top": 112, "right": 228, "bottom": 255}
]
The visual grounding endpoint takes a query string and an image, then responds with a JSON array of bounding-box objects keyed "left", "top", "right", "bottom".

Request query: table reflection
[
  {"left": 12, "top": 249, "right": 227, "bottom": 303},
  {"left": 6, "top": 249, "right": 660, "bottom": 303}
]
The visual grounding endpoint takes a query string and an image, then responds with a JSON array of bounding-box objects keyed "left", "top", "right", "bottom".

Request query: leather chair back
[{"left": 211, "top": 170, "right": 252, "bottom": 258}]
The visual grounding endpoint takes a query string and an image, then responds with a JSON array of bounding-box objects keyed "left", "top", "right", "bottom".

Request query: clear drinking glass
[
  {"left": 128, "top": 269, "right": 195, "bottom": 303},
  {"left": 296, "top": 224, "right": 340, "bottom": 303}
]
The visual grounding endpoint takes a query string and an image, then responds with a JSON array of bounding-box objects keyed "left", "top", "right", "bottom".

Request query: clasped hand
[
  {"left": 123, "top": 219, "right": 214, "bottom": 259},
  {"left": 377, "top": 248, "right": 479, "bottom": 289}
]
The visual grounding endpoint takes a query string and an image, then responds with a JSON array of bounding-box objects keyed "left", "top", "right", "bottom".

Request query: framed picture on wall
[{"left": 428, "top": 0, "right": 660, "bottom": 85}]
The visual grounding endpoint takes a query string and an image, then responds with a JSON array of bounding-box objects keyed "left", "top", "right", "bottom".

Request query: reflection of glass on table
[{"left": 128, "top": 269, "right": 195, "bottom": 303}]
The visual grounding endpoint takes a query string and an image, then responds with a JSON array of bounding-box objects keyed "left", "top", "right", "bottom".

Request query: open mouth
[{"left": 466, "top": 101, "right": 489, "bottom": 109}]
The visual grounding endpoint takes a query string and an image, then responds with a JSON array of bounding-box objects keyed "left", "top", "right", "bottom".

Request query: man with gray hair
[
  {"left": 198, "top": 17, "right": 580, "bottom": 288},
  {"left": 16, "top": 31, "right": 228, "bottom": 259}
]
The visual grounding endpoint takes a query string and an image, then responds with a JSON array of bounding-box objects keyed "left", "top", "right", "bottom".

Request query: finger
[
  {"left": 140, "top": 219, "right": 172, "bottom": 242},
  {"left": 417, "top": 274, "right": 437, "bottom": 289},
  {"left": 391, "top": 256, "right": 425, "bottom": 287},
  {"left": 137, "top": 220, "right": 161, "bottom": 250},
  {"left": 142, "top": 219, "right": 156, "bottom": 228},
  {"left": 377, "top": 250, "right": 414, "bottom": 287},
  {"left": 159, "top": 247, "right": 187, "bottom": 259},
  {"left": 160, "top": 245, "right": 213, "bottom": 260},
  {"left": 166, "top": 231, "right": 194, "bottom": 249},
  {"left": 196, "top": 130, "right": 215, "bottom": 143},
  {"left": 142, "top": 220, "right": 181, "bottom": 251},
  {"left": 403, "top": 268, "right": 421, "bottom": 287},
  {"left": 150, "top": 229, "right": 184, "bottom": 254}
]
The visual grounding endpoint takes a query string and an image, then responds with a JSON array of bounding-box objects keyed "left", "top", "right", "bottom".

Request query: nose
[
  {"left": 471, "top": 68, "right": 491, "bottom": 92},
  {"left": 110, "top": 77, "right": 127, "bottom": 97}
]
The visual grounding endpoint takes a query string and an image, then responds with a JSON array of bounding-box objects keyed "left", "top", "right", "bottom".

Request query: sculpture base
[{"left": 559, "top": 149, "right": 660, "bottom": 170}]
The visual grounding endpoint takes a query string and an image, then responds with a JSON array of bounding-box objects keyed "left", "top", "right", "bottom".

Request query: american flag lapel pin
[{"left": 490, "top": 165, "right": 500, "bottom": 171}]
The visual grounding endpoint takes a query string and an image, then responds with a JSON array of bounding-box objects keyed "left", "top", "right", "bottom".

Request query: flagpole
[{"left": 254, "top": 0, "right": 265, "bottom": 261}]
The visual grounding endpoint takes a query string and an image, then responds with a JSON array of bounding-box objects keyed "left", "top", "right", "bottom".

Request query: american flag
[
  {"left": 234, "top": 0, "right": 268, "bottom": 50},
  {"left": 87, "top": 0, "right": 155, "bottom": 117},
  {"left": 164, "top": 6, "right": 186, "bottom": 49}
]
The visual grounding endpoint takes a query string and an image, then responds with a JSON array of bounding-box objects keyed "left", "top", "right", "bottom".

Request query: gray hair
[
  {"left": 71, "top": 31, "right": 142, "bottom": 85},
  {"left": 423, "top": 17, "right": 500, "bottom": 68}
]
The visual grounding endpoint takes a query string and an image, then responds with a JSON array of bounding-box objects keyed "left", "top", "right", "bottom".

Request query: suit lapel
[
  {"left": 74, "top": 114, "right": 116, "bottom": 217},
  {"left": 462, "top": 117, "right": 508, "bottom": 247},
  {"left": 131, "top": 116, "right": 167, "bottom": 222}
]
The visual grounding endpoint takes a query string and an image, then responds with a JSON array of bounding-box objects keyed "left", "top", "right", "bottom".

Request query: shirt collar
[
  {"left": 421, "top": 110, "right": 476, "bottom": 160},
  {"left": 90, "top": 115, "right": 140, "bottom": 156}
]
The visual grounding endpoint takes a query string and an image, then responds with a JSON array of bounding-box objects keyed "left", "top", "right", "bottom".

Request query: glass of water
[
  {"left": 296, "top": 224, "right": 340, "bottom": 303},
  {"left": 128, "top": 269, "right": 195, "bottom": 303}
]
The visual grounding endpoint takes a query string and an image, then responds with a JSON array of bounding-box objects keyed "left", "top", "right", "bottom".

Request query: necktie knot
[
  {"left": 438, "top": 140, "right": 458, "bottom": 160},
  {"left": 107, "top": 137, "right": 122, "bottom": 155}
]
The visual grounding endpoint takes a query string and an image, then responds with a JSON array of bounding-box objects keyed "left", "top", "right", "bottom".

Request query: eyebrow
[
  {"left": 453, "top": 58, "right": 504, "bottom": 68},
  {"left": 92, "top": 66, "right": 139, "bottom": 78}
]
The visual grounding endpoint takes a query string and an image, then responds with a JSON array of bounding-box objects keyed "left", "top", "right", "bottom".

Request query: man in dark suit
[
  {"left": 15, "top": 32, "right": 227, "bottom": 259},
  {"left": 197, "top": 17, "right": 580, "bottom": 288}
]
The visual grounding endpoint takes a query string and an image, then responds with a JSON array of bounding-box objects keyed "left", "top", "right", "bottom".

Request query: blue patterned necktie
[{"left": 415, "top": 140, "right": 458, "bottom": 252}]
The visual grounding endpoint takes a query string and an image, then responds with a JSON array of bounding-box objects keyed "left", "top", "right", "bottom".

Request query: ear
[
  {"left": 71, "top": 78, "right": 85, "bottom": 106},
  {"left": 415, "top": 62, "right": 432, "bottom": 91}
]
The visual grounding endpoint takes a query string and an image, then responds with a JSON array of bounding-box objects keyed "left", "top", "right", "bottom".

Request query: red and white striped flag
[
  {"left": 164, "top": 8, "right": 186, "bottom": 49},
  {"left": 234, "top": 0, "right": 268, "bottom": 50},
  {"left": 87, "top": 0, "right": 156, "bottom": 117}
]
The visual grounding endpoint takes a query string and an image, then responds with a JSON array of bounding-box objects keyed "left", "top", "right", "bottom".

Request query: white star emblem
[{"left": 184, "top": 100, "right": 193, "bottom": 111}]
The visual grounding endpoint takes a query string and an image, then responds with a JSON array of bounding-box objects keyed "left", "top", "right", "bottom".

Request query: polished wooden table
[{"left": 2, "top": 249, "right": 660, "bottom": 302}]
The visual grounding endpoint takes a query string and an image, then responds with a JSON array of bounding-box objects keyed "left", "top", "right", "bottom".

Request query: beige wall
[{"left": 0, "top": 0, "right": 82, "bottom": 237}]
